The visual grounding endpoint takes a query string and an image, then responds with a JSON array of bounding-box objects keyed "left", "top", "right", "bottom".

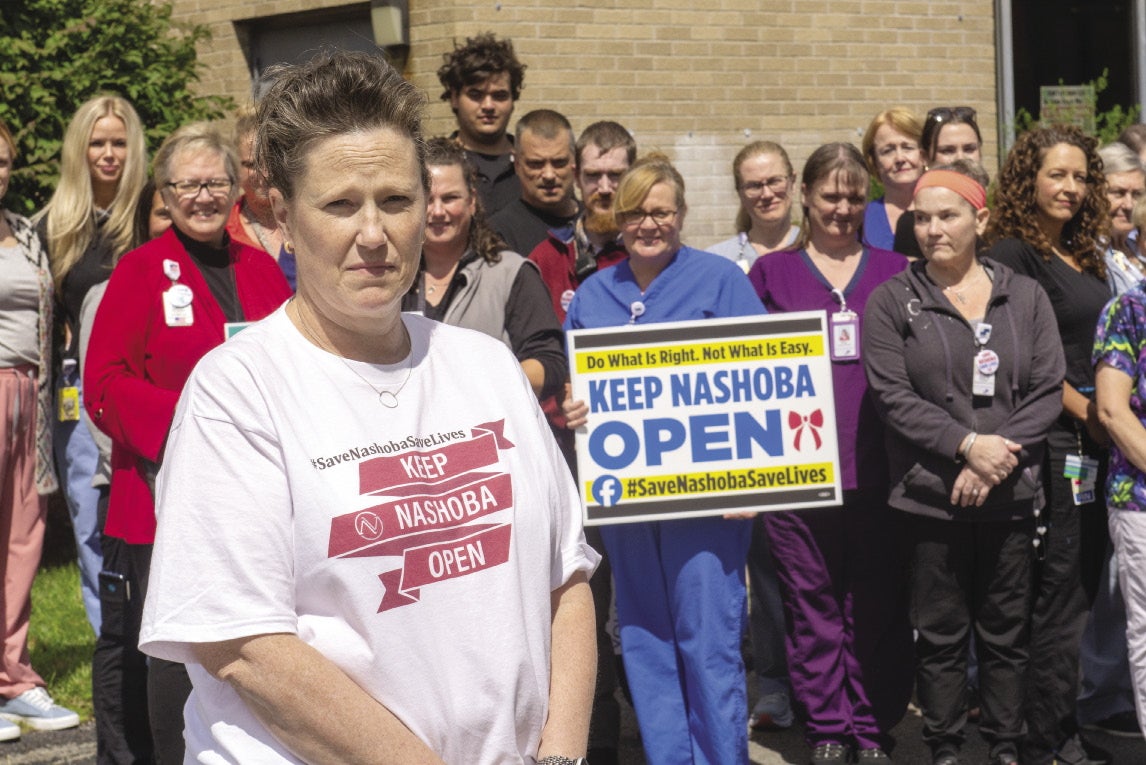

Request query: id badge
[
  {"left": 830, "top": 311, "right": 859, "bottom": 361},
  {"left": 57, "top": 386, "right": 80, "bottom": 422},
  {"left": 163, "top": 285, "right": 194, "bottom": 327},
  {"left": 972, "top": 349, "right": 998, "bottom": 397},
  {"left": 1065, "top": 454, "right": 1100, "bottom": 505}
]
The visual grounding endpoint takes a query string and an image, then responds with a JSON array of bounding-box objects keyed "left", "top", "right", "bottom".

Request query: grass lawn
[{"left": 28, "top": 562, "right": 94, "bottom": 721}]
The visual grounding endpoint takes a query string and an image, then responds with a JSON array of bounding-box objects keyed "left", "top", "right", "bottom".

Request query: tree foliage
[
  {"left": 1013, "top": 69, "right": 1142, "bottom": 146},
  {"left": 0, "top": 0, "right": 233, "bottom": 214}
]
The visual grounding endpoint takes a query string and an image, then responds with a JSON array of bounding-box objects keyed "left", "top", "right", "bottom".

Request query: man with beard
[
  {"left": 437, "top": 32, "right": 526, "bottom": 217},
  {"left": 528, "top": 121, "right": 635, "bottom": 321},
  {"left": 226, "top": 107, "right": 294, "bottom": 288},
  {"left": 490, "top": 110, "right": 581, "bottom": 257},
  {"left": 527, "top": 121, "right": 636, "bottom": 765}
]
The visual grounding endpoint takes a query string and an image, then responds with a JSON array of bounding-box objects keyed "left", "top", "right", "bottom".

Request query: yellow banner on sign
[
  {"left": 585, "top": 462, "right": 836, "bottom": 503},
  {"left": 574, "top": 334, "right": 824, "bottom": 374}
]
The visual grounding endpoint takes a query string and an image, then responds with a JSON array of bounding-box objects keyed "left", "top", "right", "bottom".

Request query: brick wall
[{"left": 177, "top": 0, "right": 998, "bottom": 245}]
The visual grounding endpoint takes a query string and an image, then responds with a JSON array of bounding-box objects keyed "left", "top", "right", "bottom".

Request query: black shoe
[
  {"left": 810, "top": 742, "right": 849, "bottom": 765},
  {"left": 857, "top": 747, "right": 892, "bottom": 763},
  {"left": 1053, "top": 734, "right": 1111, "bottom": 765},
  {"left": 1081, "top": 710, "right": 1143, "bottom": 738}
]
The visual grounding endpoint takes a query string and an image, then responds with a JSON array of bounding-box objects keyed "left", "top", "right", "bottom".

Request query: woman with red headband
[{"left": 864, "top": 161, "right": 1065, "bottom": 765}]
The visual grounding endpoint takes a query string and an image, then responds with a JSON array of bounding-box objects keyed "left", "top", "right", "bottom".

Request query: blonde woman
[{"left": 35, "top": 95, "right": 148, "bottom": 754}]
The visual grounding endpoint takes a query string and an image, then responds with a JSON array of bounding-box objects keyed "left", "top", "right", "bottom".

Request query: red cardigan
[{"left": 84, "top": 229, "right": 291, "bottom": 543}]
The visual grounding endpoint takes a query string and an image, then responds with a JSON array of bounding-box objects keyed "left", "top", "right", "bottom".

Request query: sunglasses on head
[{"left": 925, "top": 106, "right": 978, "bottom": 126}]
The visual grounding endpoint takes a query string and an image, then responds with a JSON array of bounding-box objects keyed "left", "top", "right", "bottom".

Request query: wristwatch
[{"left": 537, "top": 757, "right": 588, "bottom": 765}]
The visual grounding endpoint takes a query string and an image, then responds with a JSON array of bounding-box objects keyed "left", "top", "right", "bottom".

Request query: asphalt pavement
[{"left": 4, "top": 695, "right": 1144, "bottom": 764}]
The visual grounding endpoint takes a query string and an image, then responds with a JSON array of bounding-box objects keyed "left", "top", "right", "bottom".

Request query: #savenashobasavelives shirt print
[{"left": 140, "top": 307, "right": 599, "bottom": 764}]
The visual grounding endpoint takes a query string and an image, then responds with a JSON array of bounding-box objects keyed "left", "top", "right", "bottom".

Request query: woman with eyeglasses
[
  {"left": 563, "top": 153, "right": 766, "bottom": 764},
  {"left": 85, "top": 122, "right": 291, "bottom": 764},
  {"left": 706, "top": 139, "right": 800, "bottom": 732},
  {"left": 893, "top": 107, "right": 986, "bottom": 259},
  {"left": 861, "top": 108, "right": 925, "bottom": 252},
  {"left": 1098, "top": 143, "right": 1146, "bottom": 293},
  {"left": 747, "top": 143, "right": 912, "bottom": 765},
  {"left": 708, "top": 141, "right": 801, "bottom": 273}
]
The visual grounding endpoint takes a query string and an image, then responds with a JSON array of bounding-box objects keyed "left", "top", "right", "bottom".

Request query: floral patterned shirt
[{"left": 1094, "top": 280, "right": 1146, "bottom": 511}]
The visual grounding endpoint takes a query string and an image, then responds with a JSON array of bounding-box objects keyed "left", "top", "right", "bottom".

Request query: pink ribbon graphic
[{"left": 789, "top": 409, "right": 824, "bottom": 451}]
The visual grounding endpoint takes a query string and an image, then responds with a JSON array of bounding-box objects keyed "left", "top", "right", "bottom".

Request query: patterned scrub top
[{"left": 1094, "top": 280, "right": 1146, "bottom": 511}]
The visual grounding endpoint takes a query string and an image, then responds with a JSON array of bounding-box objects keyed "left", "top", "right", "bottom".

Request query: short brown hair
[
  {"left": 576, "top": 121, "right": 636, "bottom": 167},
  {"left": 256, "top": 52, "right": 428, "bottom": 200}
]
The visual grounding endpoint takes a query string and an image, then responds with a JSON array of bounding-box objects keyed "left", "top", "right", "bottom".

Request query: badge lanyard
[
  {"left": 828, "top": 288, "right": 859, "bottom": 361},
  {"left": 736, "top": 232, "right": 752, "bottom": 274},
  {"left": 1064, "top": 386, "right": 1100, "bottom": 506},
  {"left": 161, "top": 259, "right": 195, "bottom": 327},
  {"left": 57, "top": 358, "right": 80, "bottom": 422},
  {"left": 971, "top": 322, "right": 997, "bottom": 398}
]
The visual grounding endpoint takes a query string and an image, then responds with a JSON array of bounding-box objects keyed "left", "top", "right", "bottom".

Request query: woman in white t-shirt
[{"left": 138, "top": 52, "right": 598, "bottom": 765}]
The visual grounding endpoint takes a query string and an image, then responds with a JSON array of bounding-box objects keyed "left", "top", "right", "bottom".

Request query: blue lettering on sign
[
  {"left": 588, "top": 409, "right": 784, "bottom": 470},
  {"left": 644, "top": 418, "right": 687, "bottom": 466},
  {"left": 691, "top": 413, "right": 732, "bottom": 461},
  {"left": 588, "top": 421, "right": 641, "bottom": 470},
  {"left": 588, "top": 376, "right": 664, "bottom": 413},
  {"left": 670, "top": 366, "right": 816, "bottom": 406}
]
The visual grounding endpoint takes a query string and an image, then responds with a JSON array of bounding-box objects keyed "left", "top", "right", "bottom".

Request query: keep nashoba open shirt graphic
[{"left": 325, "top": 420, "right": 516, "bottom": 611}]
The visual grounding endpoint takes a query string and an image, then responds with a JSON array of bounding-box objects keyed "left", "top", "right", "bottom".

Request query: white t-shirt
[{"left": 140, "top": 307, "right": 598, "bottom": 764}]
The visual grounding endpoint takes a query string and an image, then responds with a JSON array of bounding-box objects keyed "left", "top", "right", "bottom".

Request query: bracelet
[
  {"left": 537, "top": 757, "right": 588, "bottom": 765},
  {"left": 959, "top": 432, "right": 978, "bottom": 462}
]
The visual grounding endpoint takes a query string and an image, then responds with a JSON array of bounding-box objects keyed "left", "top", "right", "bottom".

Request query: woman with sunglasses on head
[
  {"left": 708, "top": 141, "right": 801, "bottom": 273},
  {"left": 85, "top": 122, "right": 291, "bottom": 764},
  {"left": 861, "top": 108, "right": 925, "bottom": 252},
  {"left": 893, "top": 107, "right": 986, "bottom": 259},
  {"left": 985, "top": 125, "right": 1113, "bottom": 765}
]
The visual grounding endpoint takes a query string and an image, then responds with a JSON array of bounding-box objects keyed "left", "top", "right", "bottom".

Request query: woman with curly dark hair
[
  {"left": 985, "top": 125, "right": 1113, "bottom": 765},
  {"left": 402, "top": 136, "right": 565, "bottom": 400}
]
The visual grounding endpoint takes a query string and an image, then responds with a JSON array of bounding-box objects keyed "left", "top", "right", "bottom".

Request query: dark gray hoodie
[{"left": 862, "top": 257, "right": 1066, "bottom": 521}]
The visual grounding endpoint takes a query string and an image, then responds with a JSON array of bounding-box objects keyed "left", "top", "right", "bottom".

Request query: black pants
[
  {"left": 130, "top": 543, "right": 193, "bottom": 765},
  {"left": 906, "top": 514, "right": 1034, "bottom": 761},
  {"left": 92, "top": 489, "right": 154, "bottom": 765},
  {"left": 584, "top": 524, "right": 620, "bottom": 760},
  {"left": 1023, "top": 450, "right": 1107, "bottom": 764}
]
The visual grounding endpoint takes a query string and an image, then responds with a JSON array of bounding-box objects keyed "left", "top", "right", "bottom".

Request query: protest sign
[{"left": 568, "top": 311, "right": 842, "bottom": 525}]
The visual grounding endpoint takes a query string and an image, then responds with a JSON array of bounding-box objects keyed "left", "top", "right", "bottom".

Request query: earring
[{"left": 284, "top": 241, "right": 295, "bottom": 254}]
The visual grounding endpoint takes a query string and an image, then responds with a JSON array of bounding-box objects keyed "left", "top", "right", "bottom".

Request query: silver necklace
[
  {"left": 292, "top": 299, "right": 413, "bottom": 408},
  {"left": 934, "top": 265, "right": 983, "bottom": 306}
]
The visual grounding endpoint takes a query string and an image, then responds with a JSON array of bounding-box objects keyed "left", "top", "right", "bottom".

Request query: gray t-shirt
[{"left": 0, "top": 244, "right": 40, "bottom": 368}]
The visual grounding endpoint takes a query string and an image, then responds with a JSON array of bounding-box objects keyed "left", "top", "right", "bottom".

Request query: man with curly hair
[{"left": 437, "top": 32, "right": 526, "bottom": 216}]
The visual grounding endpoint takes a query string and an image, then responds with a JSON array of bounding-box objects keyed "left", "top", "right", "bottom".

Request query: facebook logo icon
[{"left": 591, "top": 475, "right": 623, "bottom": 507}]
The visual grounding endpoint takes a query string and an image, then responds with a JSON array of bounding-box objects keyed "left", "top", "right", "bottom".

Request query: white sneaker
[
  {"left": 0, "top": 687, "right": 80, "bottom": 731},
  {"left": 0, "top": 716, "right": 18, "bottom": 741}
]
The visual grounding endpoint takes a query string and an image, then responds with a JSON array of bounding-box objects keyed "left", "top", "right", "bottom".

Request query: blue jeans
[{"left": 53, "top": 370, "right": 103, "bottom": 634}]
